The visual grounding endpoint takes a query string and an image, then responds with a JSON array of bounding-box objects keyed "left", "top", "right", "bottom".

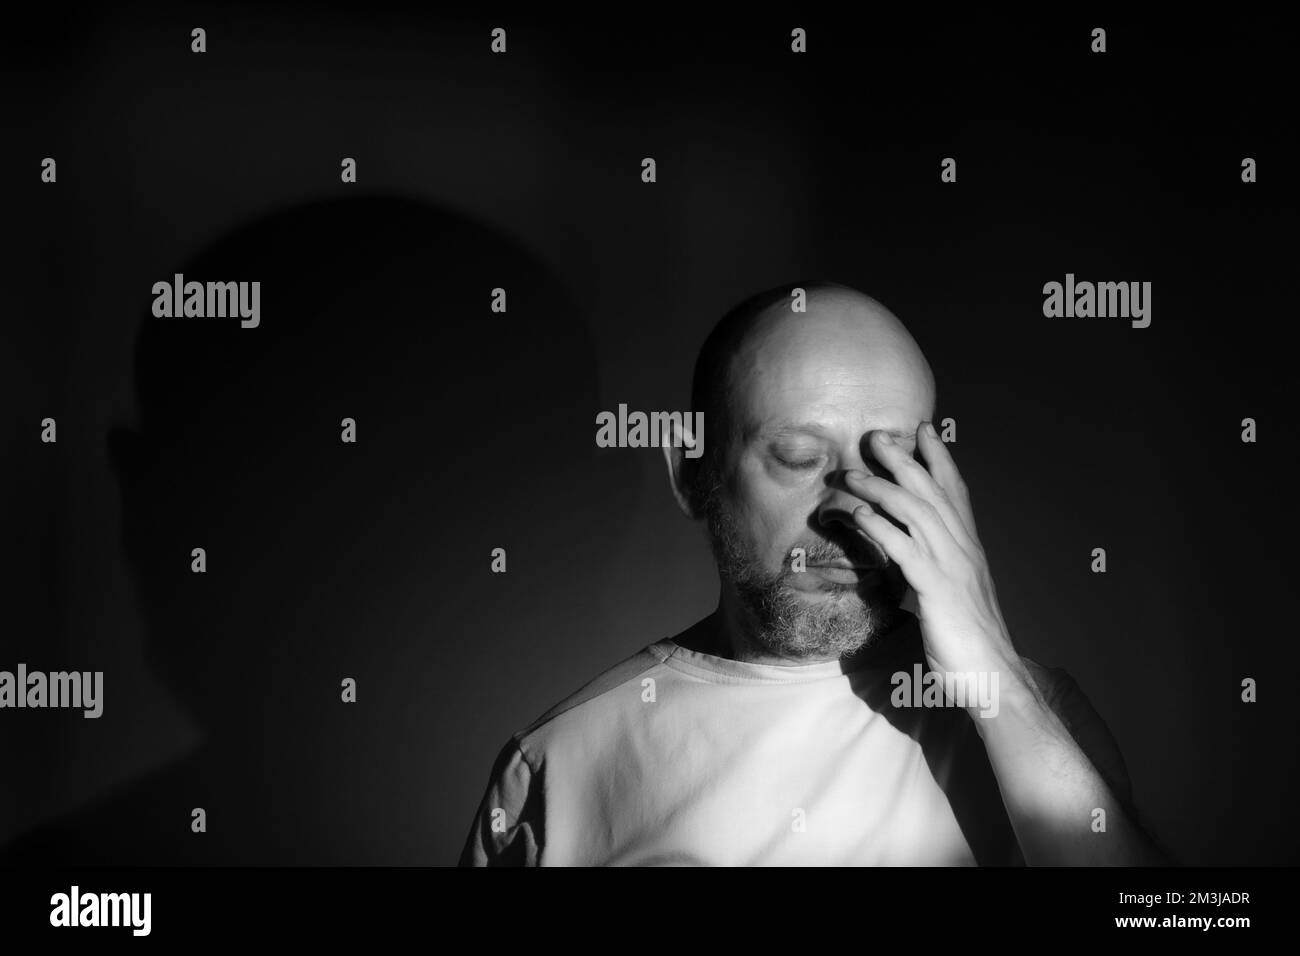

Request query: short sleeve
[{"left": 457, "top": 737, "right": 544, "bottom": 866}]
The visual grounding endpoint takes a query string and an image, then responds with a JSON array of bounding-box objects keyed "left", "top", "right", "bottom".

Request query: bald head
[{"left": 685, "top": 281, "right": 935, "bottom": 510}]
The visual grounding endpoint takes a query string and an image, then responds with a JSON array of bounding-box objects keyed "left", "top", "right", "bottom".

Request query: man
[{"left": 459, "top": 280, "right": 1166, "bottom": 866}]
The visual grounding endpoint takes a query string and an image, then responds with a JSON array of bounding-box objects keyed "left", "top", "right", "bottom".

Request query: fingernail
[
  {"left": 923, "top": 421, "right": 936, "bottom": 436},
  {"left": 845, "top": 469, "right": 866, "bottom": 481},
  {"left": 876, "top": 431, "right": 894, "bottom": 445}
]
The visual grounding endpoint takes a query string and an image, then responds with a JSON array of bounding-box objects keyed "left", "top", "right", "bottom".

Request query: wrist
[{"left": 966, "top": 659, "right": 1047, "bottom": 729}]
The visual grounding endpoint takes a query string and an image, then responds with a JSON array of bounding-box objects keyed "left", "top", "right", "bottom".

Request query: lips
[
  {"left": 805, "top": 563, "right": 883, "bottom": 587},
  {"left": 807, "top": 562, "right": 884, "bottom": 579}
]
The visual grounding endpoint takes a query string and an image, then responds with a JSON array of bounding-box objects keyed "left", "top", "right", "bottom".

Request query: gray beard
[{"left": 703, "top": 486, "right": 907, "bottom": 661}]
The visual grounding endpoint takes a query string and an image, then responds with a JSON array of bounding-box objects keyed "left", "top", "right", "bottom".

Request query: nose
[
  {"left": 815, "top": 470, "right": 871, "bottom": 537},
  {"left": 813, "top": 467, "right": 892, "bottom": 567}
]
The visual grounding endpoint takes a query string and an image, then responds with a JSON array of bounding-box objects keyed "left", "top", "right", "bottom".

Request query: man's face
[{"left": 703, "top": 297, "right": 936, "bottom": 660}]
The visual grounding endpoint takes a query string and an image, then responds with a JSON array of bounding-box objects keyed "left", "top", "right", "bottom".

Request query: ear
[{"left": 661, "top": 415, "right": 700, "bottom": 519}]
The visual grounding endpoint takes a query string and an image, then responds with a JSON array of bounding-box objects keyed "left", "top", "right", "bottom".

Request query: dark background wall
[{"left": 2, "top": 4, "right": 1295, "bottom": 865}]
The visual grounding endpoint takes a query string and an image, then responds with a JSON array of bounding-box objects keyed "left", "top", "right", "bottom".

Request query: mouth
[{"left": 805, "top": 562, "right": 885, "bottom": 584}]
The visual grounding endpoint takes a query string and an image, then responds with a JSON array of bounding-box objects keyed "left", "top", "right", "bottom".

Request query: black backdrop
[{"left": 2, "top": 5, "right": 1296, "bottom": 866}]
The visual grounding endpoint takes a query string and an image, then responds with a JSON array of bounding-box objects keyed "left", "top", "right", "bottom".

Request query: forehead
[{"left": 728, "top": 298, "right": 934, "bottom": 439}]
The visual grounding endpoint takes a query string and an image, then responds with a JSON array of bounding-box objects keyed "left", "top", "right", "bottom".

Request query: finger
[
  {"left": 844, "top": 472, "right": 956, "bottom": 561},
  {"left": 850, "top": 505, "right": 929, "bottom": 583},
  {"left": 869, "top": 428, "right": 979, "bottom": 555},
  {"left": 915, "top": 421, "right": 980, "bottom": 543}
]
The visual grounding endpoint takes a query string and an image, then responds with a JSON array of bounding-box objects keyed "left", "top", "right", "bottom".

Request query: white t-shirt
[{"left": 459, "top": 616, "right": 1131, "bottom": 866}]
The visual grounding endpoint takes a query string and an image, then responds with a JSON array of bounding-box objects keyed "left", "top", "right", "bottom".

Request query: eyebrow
[{"left": 757, "top": 422, "right": 918, "bottom": 442}]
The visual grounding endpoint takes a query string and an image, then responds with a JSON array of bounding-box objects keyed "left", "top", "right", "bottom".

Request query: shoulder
[
  {"left": 509, "top": 640, "right": 674, "bottom": 766},
  {"left": 459, "top": 640, "right": 679, "bottom": 866}
]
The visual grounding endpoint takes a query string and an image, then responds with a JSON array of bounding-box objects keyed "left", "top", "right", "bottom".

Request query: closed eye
[{"left": 776, "top": 456, "right": 823, "bottom": 471}]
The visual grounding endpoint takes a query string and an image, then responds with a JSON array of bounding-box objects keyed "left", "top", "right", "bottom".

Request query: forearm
[{"left": 972, "top": 662, "right": 1167, "bottom": 866}]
